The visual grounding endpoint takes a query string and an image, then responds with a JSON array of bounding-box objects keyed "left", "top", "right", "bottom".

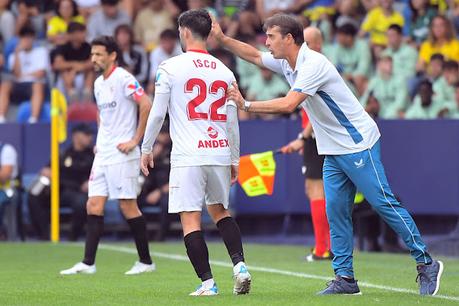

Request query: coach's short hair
[
  {"left": 178, "top": 9, "right": 212, "bottom": 40},
  {"left": 263, "top": 14, "right": 304, "bottom": 46},
  {"left": 91, "top": 36, "right": 122, "bottom": 62}
]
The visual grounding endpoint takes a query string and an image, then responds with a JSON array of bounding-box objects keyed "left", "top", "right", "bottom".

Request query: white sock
[
  {"left": 233, "top": 261, "right": 246, "bottom": 274},
  {"left": 28, "top": 117, "right": 38, "bottom": 124},
  {"left": 202, "top": 278, "right": 215, "bottom": 289},
  {"left": 0, "top": 115, "right": 6, "bottom": 123}
]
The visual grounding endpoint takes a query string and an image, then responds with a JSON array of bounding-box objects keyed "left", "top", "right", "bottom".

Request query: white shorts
[
  {"left": 88, "top": 159, "right": 139, "bottom": 200},
  {"left": 168, "top": 165, "right": 231, "bottom": 213}
]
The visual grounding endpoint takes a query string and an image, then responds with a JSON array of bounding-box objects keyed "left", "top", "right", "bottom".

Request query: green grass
[{"left": 0, "top": 242, "right": 458, "bottom": 305}]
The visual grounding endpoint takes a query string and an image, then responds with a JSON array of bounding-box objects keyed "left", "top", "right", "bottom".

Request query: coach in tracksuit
[{"left": 215, "top": 13, "right": 444, "bottom": 296}]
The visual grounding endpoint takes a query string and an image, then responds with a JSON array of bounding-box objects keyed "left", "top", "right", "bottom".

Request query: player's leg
[
  {"left": 111, "top": 160, "right": 153, "bottom": 274},
  {"left": 303, "top": 138, "right": 331, "bottom": 261},
  {"left": 318, "top": 155, "right": 361, "bottom": 295},
  {"left": 169, "top": 166, "right": 217, "bottom": 296},
  {"left": 60, "top": 163, "right": 108, "bottom": 275},
  {"left": 206, "top": 166, "right": 251, "bottom": 295},
  {"left": 59, "top": 195, "right": 106, "bottom": 275},
  {"left": 343, "top": 140, "right": 443, "bottom": 295}
]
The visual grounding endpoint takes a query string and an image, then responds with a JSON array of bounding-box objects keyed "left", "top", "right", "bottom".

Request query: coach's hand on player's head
[
  {"left": 227, "top": 82, "right": 244, "bottom": 109},
  {"left": 117, "top": 139, "right": 138, "bottom": 154},
  {"left": 210, "top": 14, "right": 224, "bottom": 42},
  {"left": 140, "top": 152, "right": 154, "bottom": 176},
  {"left": 231, "top": 165, "right": 239, "bottom": 185}
]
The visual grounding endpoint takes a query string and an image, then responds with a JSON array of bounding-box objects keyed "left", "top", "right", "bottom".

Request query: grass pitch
[{"left": 0, "top": 242, "right": 458, "bottom": 305}]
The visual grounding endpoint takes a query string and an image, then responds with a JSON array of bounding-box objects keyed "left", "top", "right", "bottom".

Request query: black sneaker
[
  {"left": 416, "top": 260, "right": 444, "bottom": 295},
  {"left": 317, "top": 276, "right": 361, "bottom": 295}
]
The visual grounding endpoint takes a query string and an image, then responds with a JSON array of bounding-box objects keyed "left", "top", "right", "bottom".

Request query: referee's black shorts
[{"left": 302, "top": 137, "right": 324, "bottom": 179}]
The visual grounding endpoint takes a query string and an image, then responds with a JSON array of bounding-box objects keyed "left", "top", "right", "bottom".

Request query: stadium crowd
[{"left": 0, "top": 0, "right": 458, "bottom": 124}]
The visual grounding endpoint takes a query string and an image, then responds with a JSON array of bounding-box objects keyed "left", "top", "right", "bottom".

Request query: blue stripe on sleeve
[
  {"left": 317, "top": 90, "right": 363, "bottom": 144},
  {"left": 292, "top": 88, "right": 302, "bottom": 92}
]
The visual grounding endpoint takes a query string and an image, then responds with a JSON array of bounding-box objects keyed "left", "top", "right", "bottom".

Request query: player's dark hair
[
  {"left": 388, "top": 24, "right": 402, "bottom": 34},
  {"left": 178, "top": 9, "right": 212, "bottom": 40},
  {"left": 263, "top": 13, "right": 304, "bottom": 46},
  {"left": 91, "top": 35, "right": 125, "bottom": 66},
  {"left": 336, "top": 23, "right": 358, "bottom": 37}
]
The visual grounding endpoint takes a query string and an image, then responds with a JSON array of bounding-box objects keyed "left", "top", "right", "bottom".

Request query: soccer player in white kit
[
  {"left": 215, "top": 14, "right": 443, "bottom": 296},
  {"left": 61, "top": 36, "right": 155, "bottom": 276},
  {"left": 140, "top": 9, "right": 251, "bottom": 296}
]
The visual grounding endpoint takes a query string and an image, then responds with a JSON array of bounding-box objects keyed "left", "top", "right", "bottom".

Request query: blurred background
[{"left": 0, "top": 0, "right": 458, "bottom": 258}]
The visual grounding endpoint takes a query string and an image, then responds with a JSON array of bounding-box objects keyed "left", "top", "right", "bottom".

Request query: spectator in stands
[
  {"left": 361, "top": 55, "right": 408, "bottom": 119},
  {"left": 147, "top": 29, "right": 182, "bottom": 95},
  {"left": 443, "top": 82, "right": 459, "bottom": 118},
  {"left": 0, "top": 26, "right": 49, "bottom": 123},
  {"left": 255, "top": 0, "right": 296, "bottom": 21},
  {"left": 138, "top": 128, "right": 171, "bottom": 240},
  {"left": 382, "top": 24, "right": 418, "bottom": 81},
  {"left": 433, "top": 60, "right": 459, "bottom": 104},
  {"left": 215, "top": 0, "right": 260, "bottom": 37},
  {"left": 404, "top": 0, "right": 437, "bottom": 46},
  {"left": 327, "top": 23, "right": 371, "bottom": 96},
  {"left": 86, "top": 0, "right": 131, "bottom": 42},
  {"left": 417, "top": 15, "right": 459, "bottom": 72},
  {"left": 75, "top": 0, "right": 101, "bottom": 18},
  {"left": 134, "top": 0, "right": 179, "bottom": 52},
  {"left": 408, "top": 53, "right": 444, "bottom": 99},
  {"left": 15, "top": 0, "right": 47, "bottom": 39},
  {"left": 335, "top": 0, "right": 361, "bottom": 29},
  {"left": 405, "top": 79, "right": 441, "bottom": 119},
  {"left": 52, "top": 22, "right": 93, "bottom": 102},
  {"left": 28, "top": 123, "right": 94, "bottom": 241},
  {"left": 359, "top": 0, "right": 404, "bottom": 56},
  {"left": 114, "top": 24, "right": 149, "bottom": 86},
  {"left": 0, "top": 0, "right": 15, "bottom": 45},
  {"left": 0, "top": 141, "right": 19, "bottom": 240},
  {"left": 47, "top": 0, "right": 85, "bottom": 46}
]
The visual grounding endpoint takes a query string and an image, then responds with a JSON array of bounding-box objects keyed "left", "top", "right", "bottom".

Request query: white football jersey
[
  {"left": 94, "top": 67, "right": 143, "bottom": 165},
  {"left": 154, "top": 49, "right": 237, "bottom": 167},
  {"left": 261, "top": 43, "right": 380, "bottom": 155}
]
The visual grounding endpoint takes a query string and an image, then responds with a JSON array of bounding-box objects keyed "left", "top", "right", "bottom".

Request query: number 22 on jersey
[{"left": 185, "top": 78, "right": 227, "bottom": 122}]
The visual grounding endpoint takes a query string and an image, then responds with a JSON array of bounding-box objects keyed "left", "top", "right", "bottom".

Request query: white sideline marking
[{"left": 90, "top": 244, "right": 458, "bottom": 301}]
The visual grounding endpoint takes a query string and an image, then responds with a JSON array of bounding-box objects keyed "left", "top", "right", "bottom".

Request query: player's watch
[{"left": 243, "top": 100, "right": 251, "bottom": 112}]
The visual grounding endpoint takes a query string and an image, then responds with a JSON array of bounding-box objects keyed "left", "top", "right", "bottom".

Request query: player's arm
[
  {"left": 116, "top": 93, "right": 152, "bottom": 154},
  {"left": 211, "top": 18, "right": 264, "bottom": 68},
  {"left": 140, "top": 92, "right": 170, "bottom": 176},
  {"left": 226, "top": 103, "right": 240, "bottom": 184},
  {"left": 228, "top": 82, "right": 307, "bottom": 114}
]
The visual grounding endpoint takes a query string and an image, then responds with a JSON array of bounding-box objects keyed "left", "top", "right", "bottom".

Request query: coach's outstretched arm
[
  {"left": 140, "top": 92, "right": 170, "bottom": 176},
  {"left": 211, "top": 19, "right": 264, "bottom": 68},
  {"left": 227, "top": 82, "right": 307, "bottom": 114}
]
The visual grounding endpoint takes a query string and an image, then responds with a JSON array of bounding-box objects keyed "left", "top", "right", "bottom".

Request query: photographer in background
[{"left": 28, "top": 124, "right": 94, "bottom": 240}]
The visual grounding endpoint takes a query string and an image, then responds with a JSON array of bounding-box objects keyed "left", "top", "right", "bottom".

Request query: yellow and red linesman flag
[{"left": 238, "top": 151, "right": 276, "bottom": 197}]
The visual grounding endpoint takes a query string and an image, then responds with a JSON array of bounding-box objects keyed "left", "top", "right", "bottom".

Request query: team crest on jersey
[{"left": 207, "top": 126, "right": 218, "bottom": 139}]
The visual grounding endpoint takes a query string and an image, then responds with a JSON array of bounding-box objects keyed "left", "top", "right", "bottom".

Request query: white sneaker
[
  {"left": 233, "top": 262, "right": 251, "bottom": 295},
  {"left": 125, "top": 261, "right": 156, "bottom": 275},
  {"left": 60, "top": 262, "right": 96, "bottom": 275},
  {"left": 189, "top": 283, "right": 219, "bottom": 296}
]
